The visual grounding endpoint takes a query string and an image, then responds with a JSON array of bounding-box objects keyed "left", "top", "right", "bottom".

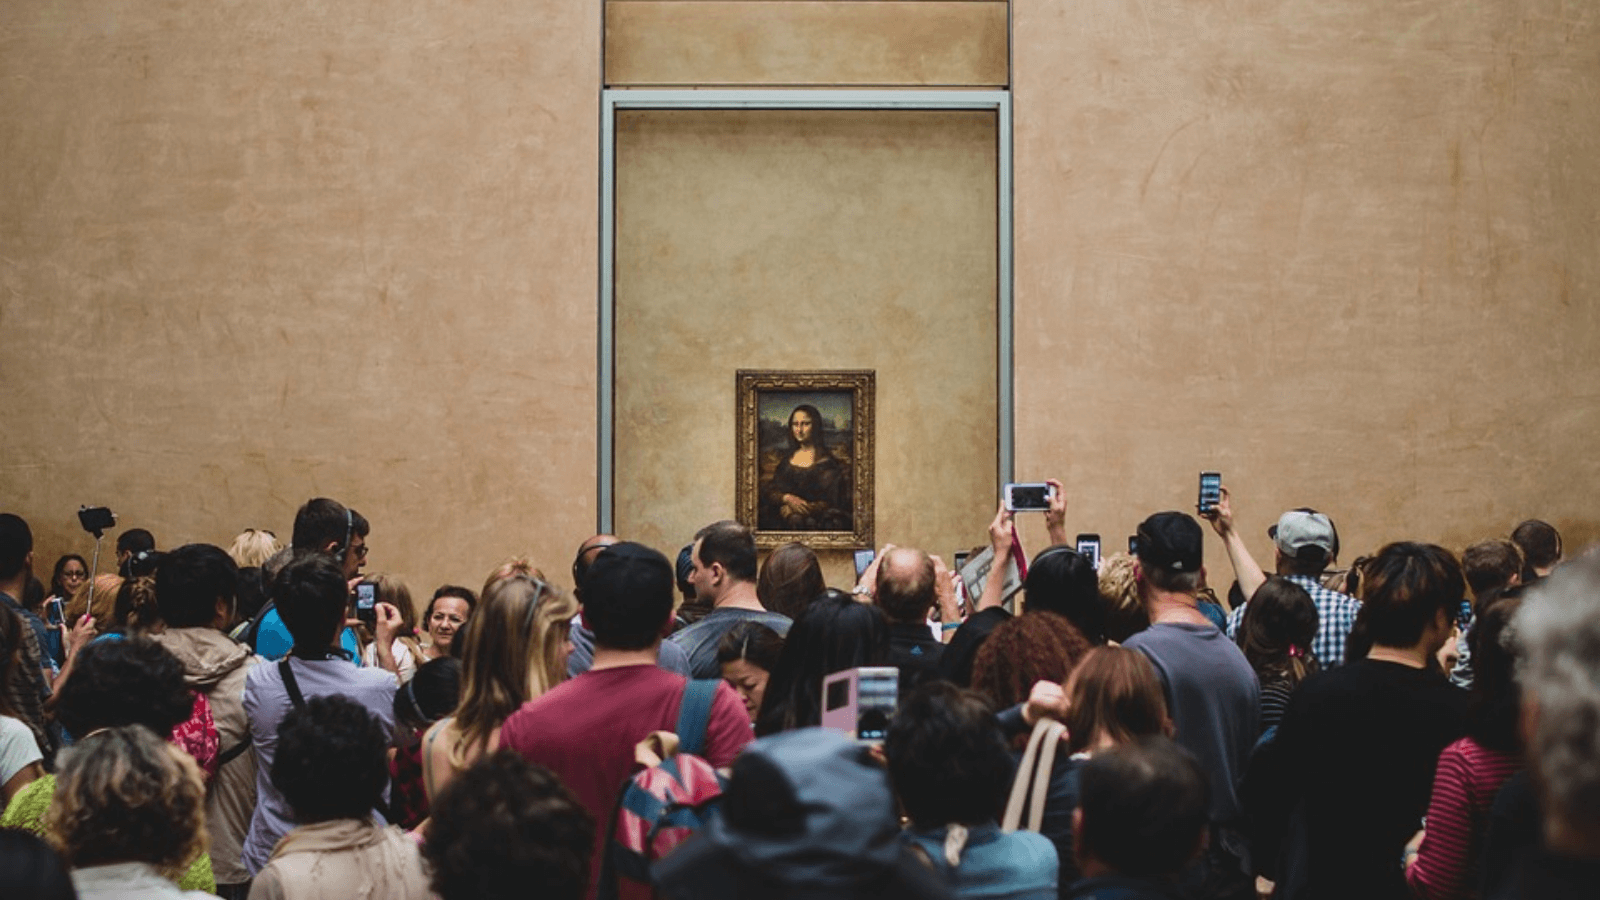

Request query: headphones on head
[{"left": 336, "top": 508, "right": 353, "bottom": 558}]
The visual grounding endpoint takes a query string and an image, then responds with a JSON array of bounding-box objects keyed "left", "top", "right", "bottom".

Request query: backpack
[{"left": 598, "top": 678, "right": 727, "bottom": 900}]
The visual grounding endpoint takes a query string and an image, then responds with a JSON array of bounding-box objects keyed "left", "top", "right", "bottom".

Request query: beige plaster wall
[
  {"left": 1, "top": 0, "right": 602, "bottom": 603},
  {"left": 612, "top": 110, "right": 999, "bottom": 585},
  {"left": 1010, "top": 0, "right": 1600, "bottom": 571},
  {"left": 5, "top": 0, "right": 1596, "bottom": 613}
]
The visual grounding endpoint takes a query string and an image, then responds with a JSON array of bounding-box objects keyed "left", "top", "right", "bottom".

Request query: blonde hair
[
  {"left": 481, "top": 556, "right": 548, "bottom": 599},
  {"left": 227, "top": 528, "right": 282, "bottom": 568},
  {"left": 45, "top": 725, "right": 207, "bottom": 874},
  {"left": 1096, "top": 553, "right": 1150, "bottom": 643},
  {"left": 450, "top": 576, "right": 577, "bottom": 768},
  {"left": 65, "top": 574, "right": 124, "bottom": 627}
]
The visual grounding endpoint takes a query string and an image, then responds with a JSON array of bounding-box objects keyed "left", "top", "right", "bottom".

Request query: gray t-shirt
[
  {"left": 669, "top": 607, "right": 793, "bottom": 678},
  {"left": 1124, "top": 621, "right": 1260, "bottom": 823},
  {"left": 567, "top": 621, "right": 692, "bottom": 678}
]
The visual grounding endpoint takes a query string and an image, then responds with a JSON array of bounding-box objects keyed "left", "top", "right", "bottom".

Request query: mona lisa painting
[{"left": 736, "top": 370, "right": 874, "bottom": 550}]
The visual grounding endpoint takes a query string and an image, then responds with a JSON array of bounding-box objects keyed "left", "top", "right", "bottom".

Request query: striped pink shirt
[{"left": 1406, "top": 736, "right": 1521, "bottom": 900}]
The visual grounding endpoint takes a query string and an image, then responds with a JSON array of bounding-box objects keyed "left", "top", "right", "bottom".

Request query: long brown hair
[
  {"left": 1236, "top": 576, "right": 1320, "bottom": 688},
  {"left": 450, "top": 576, "right": 577, "bottom": 767},
  {"left": 1064, "top": 646, "right": 1170, "bottom": 754}
]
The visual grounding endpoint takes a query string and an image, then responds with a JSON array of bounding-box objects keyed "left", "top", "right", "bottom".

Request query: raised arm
[
  {"left": 1203, "top": 485, "right": 1267, "bottom": 603},
  {"left": 1044, "top": 478, "right": 1069, "bottom": 547},
  {"left": 976, "top": 504, "right": 1015, "bottom": 613}
]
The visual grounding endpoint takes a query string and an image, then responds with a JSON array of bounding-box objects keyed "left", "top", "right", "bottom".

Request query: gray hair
[{"left": 1515, "top": 550, "right": 1600, "bottom": 830}]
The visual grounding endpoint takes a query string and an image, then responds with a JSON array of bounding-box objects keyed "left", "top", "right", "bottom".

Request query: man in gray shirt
[
  {"left": 1124, "top": 511, "right": 1259, "bottom": 899},
  {"left": 669, "top": 520, "right": 791, "bottom": 678}
]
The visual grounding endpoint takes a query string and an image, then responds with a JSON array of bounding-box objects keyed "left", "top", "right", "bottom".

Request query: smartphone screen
[
  {"left": 1004, "top": 483, "right": 1052, "bottom": 512},
  {"left": 853, "top": 549, "right": 875, "bottom": 580},
  {"left": 1198, "top": 472, "right": 1222, "bottom": 514},
  {"left": 1076, "top": 533, "right": 1102, "bottom": 570},
  {"left": 355, "top": 582, "right": 378, "bottom": 625},
  {"left": 1128, "top": 535, "right": 1139, "bottom": 555},
  {"left": 46, "top": 597, "right": 65, "bottom": 626}
]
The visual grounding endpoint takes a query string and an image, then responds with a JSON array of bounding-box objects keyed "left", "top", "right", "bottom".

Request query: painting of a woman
[{"left": 759, "top": 404, "right": 852, "bottom": 531}]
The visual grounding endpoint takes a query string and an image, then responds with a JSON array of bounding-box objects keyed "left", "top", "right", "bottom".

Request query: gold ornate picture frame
[{"left": 736, "top": 370, "right": 874, "bottom": 550}]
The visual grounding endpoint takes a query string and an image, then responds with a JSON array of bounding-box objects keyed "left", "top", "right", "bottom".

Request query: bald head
[
  {"left": 572, "top": 534, "right": 621, "bottom": 600},
  {"left": 876, "top": 547, "right": 936, "bottom": 624}
]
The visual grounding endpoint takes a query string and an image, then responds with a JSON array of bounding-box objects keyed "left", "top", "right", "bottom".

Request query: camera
[
  {"left": 1075, "top": 533, "right": 1102, "bottom": 571},
  {"left": 1197, "top": 472, "right": 1222, "bottom": 515},
  {"left": 77, "top": 506, "right": 115, "bottom": 537},
  {"left": 822, "top": 666, "right": 899, "bottom": 745},
  {"left": 1003, "top": 483, "right": 1054, "bottom": 513},
  {"left": 354, "top": 582, "right": 378, "bottom": 628}
]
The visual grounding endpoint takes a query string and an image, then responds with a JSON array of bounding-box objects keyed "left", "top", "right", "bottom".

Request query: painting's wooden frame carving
[{"left": 736, "top": 370, "right": 874, "bottom": 550}]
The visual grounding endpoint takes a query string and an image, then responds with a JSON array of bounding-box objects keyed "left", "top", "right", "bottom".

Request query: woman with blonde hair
[
  {"left": 63, "top": 573, "right": 124, "bottom": 631},
  {"left": 45, "top": 724, "right": 212, "bottom": 899},
  {"left": 421, "top": 575, "right": 578, "bottom": 803},
  {"left": 227, "top": 529, "right": 281, "bottom": 569}
]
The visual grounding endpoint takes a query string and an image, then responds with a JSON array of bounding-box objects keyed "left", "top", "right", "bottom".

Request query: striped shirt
[
  {"left": 1227, "top": 574, "right": 1361, "bottom": 668},
  {"left": 1406, "top": 737, "right": 1521, "bottom": 900}
]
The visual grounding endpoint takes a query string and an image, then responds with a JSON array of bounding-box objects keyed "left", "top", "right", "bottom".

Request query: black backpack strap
[
  {"left": 216, "top": 734, "right": 253, "bottom": 767},
  {"left": 674, "top": 678, "right": 719, "bottom": 758},
  {"left": 278, "top": 658, "right": 307, "bottom": 709}
]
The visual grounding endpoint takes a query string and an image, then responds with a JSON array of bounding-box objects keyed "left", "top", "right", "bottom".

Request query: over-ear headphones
[{"left": 338, "top": 508, "right": 353, "bottom": 558}]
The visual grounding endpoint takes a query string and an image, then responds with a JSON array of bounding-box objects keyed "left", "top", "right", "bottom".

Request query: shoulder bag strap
[
  {"left": 674, "top": 678, "right": 720, "bottom": 758},
  {"left": 278, "top": 658, "right": 307, "bottom": 709},
  {"left": 1002, "top": 718, "right": 1065, "bottom": 832},
  {"left": 1026, "top": 720, "right": 1065, "bottom": 832}
]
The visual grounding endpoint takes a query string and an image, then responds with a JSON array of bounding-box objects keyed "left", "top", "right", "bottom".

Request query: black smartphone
[
  {"left": 77, "top": 505, "right": 115, "bottom": 536},
  {"left": 1076, "top": 533, "right": 1102, "bottom": 570},
  {"left": 1128, "top": 535, "right": 1139, "bottom": 555},
  {"left": 46, "top": 597, "right": 65, "bottom": 626},
  {"left": 1198, "top": 472, "right": 1222, "bottom": 515},
  {"left": 355, "top": 582, "right": 378, "bottom": 627},
  {"left": 953, "top": 551, "right": 971, "bottom": 573},
  {"left": 853, "top": 549, "right": 875, "bottom": 580}
]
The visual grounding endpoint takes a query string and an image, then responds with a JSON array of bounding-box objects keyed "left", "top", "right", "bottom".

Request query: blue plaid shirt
[{"left": 1226, "top": 574, "right": 1361, "bottom": 668}]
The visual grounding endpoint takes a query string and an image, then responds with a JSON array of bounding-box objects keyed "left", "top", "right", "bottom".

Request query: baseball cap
[
  {"left": 1135, "top": 512, "right": 1203, "bottom": 572},
  {"left": 1269, "top": 509, "right": 1337, "bottom": 561},
  {"left": 584, "top": 542, "right": 674, "bottom": 614}
]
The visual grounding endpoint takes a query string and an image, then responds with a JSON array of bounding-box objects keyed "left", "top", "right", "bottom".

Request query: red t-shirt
[{"left": 499, "top": 663, "right": 753, "bottom": 900}]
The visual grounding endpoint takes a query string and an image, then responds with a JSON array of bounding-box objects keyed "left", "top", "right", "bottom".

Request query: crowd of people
[{"left": 0, "top": 489, "right": 1592, "bottom": 900}]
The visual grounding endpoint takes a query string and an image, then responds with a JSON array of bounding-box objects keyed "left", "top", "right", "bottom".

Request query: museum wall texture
[{"left": 2, "top": 0, "right": 1595, "bottom": 603}]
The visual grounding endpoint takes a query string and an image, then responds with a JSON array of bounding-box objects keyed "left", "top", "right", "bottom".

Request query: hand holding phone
[
  {"left": 1004, "top": 483, "right": 1054, "bottom": 513},
  {"left": 1075, "top": 534, "right": 1102, "bottom": 571},
  {"left": 354, "top": 582, "right": 378, "bottom": 628}
]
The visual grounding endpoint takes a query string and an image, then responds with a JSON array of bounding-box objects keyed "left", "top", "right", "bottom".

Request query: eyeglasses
[{"left": 351, "top": 544, "right": 369, "bottom": 560}]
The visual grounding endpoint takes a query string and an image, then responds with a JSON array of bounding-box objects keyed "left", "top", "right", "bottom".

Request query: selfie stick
[{"left": 80, "top": 507, "right": 113, "bottom": 625}]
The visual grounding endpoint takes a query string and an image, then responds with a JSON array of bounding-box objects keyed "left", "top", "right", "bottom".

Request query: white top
[
  {"left": 0, "top": 715, "right": 42, "bottom": 784},
  {"left": 360, "top": 638, "right": 418, "bottom": 683},
  {"left": 72, "top": 861, "right": 216, "bottom": 900}
]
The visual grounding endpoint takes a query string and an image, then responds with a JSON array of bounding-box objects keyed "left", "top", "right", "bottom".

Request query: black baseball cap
[{"left": 1135, "top": 512, "right": 1203, "bottom": 573}]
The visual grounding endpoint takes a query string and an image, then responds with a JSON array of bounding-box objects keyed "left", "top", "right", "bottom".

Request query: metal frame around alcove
[{"left": 597, "top": 89, "right": 1013, "bottom": 533}]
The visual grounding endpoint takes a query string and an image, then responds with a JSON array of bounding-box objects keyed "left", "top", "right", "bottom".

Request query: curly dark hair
[
  {"left": 271, "top": 695, "right": 391, "bottom": 824},
  {"left": 424, "top": 750, "right": 595, "bottom": 900},
  {"left": 54, "top": 637, "right": 194, "bottom": 740},
  {"left": 885, "top": 681, "right": 1014, "bottom": 828},
  {"left": 45, "top": 724, "right": 207, "bottom": 873},
  {"left": 970, "top": 611, "right": 1093, "bottom": 714}
]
